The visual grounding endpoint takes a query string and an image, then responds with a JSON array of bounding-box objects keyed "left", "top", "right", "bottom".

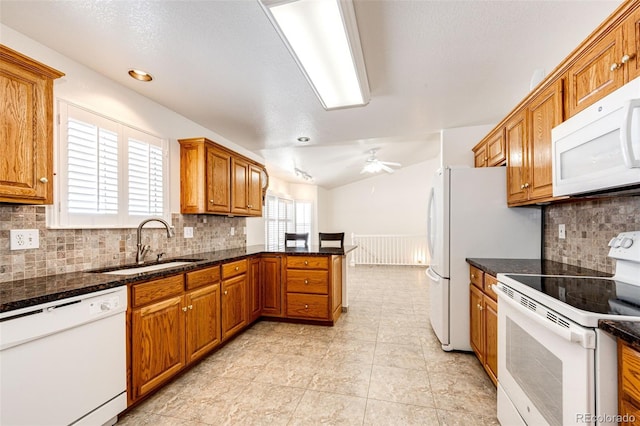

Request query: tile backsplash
[
  {"left": 0, "top": 205, "right": 246, "bottom": 283},
  {"left": 544, "top": 196, "right": 640, "bottom": 274}
]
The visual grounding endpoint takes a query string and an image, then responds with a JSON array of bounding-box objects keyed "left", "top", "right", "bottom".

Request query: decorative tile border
[{"left": 0, "top": 205, "right": 246, "bottom": 282}]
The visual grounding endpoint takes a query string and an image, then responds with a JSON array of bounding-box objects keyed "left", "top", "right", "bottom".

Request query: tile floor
[{"left": 117, "top": 265, "right": 499, "bottom": 425}]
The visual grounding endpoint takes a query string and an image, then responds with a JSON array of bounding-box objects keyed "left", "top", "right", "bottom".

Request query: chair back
[
  {"left": 319, "top": 232, "right": 345, "bottom": 248},
  {"left": 285, "top": 232, "right": 309, "bottom": 248}
]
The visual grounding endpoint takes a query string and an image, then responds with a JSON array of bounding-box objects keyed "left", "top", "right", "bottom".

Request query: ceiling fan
[{"left": 360, "top": 148, "right": 401, "bottom": 174}]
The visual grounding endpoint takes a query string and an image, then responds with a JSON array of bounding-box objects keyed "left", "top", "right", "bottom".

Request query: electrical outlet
[
  {"left": 10, "top": 229, "right": 40, "bottom": 250},
  {"left": 183, "top": 227, "right": 194, "bottom": 238},
  {"left": 230, "top": 227, "right": 235, "bottom": 236},
  {"left": 559, "top": 224, "right": 566, "bottom": 240}
]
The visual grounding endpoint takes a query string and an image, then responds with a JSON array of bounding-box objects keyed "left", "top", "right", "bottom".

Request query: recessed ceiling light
[
  {"left": 128, "top": 69, "right": 153, "bottom": 82},
  {"left": 297, "top": 136, "right": 310, "bottom": 143}
]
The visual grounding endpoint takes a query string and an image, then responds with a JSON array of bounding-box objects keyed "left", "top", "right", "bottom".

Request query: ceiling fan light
[{"left": 259, "top": 0, "right": 370, "bottom": 110}]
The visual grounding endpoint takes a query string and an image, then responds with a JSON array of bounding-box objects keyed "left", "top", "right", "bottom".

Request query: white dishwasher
[{"left": 0, "top": 286, "right": 127, "bottom": 426}]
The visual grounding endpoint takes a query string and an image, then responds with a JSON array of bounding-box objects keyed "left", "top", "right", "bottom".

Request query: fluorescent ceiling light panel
[{"left": 260, "top": 0, "right": 370, "bottom": 110}]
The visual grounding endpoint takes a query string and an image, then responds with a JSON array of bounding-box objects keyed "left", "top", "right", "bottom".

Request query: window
[
  {"left": 264, "top": 195, "right": 313, "bottom": 247},
  {"left": 51, "top": 101, "right": 169, "bottom": 228}
]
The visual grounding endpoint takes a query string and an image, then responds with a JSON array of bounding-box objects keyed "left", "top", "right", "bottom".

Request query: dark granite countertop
[
  {"left": 0, "top": 244, "right": 357, "bottom": 314},
  {"left": 600, "top": 320, "right": 640, "bottom": 349},
  {"left": 466, "top": 258, "right": 612, "bottom": 278}
]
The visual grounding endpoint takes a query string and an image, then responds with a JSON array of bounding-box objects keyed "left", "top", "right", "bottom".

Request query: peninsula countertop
[{"left": 1, "top": 245, "right": 357, "bottom": 314}]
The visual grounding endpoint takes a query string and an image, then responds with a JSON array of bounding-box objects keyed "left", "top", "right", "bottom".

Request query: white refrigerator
[{"left": 426, "top": 166, "right": 541, "bottom": 351}]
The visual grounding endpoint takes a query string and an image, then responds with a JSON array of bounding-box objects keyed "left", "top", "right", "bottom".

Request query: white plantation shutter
[
  {"left": 264, "top": 195, "right": 313, "bottom": 247},
  {"left": 66, "top": 118, "right": 119, "bottom": 214},
  {"left": 295, "top": 201, "right": 312, "bottom": 236},
  {"left": 53, "top": 101, "right": 169, "bottom": 228},
  {"left": 128, "top": 137, "right": 164, "bottom": 216}
]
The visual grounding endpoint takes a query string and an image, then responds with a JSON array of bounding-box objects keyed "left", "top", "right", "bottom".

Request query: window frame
[{"left": 49, "top": 100, "right": 170, "bottom": 229}]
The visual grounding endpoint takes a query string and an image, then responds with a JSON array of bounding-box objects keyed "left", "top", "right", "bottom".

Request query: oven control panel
[{"left": 608, "top": 231, "right": 640, "bottom": 262}]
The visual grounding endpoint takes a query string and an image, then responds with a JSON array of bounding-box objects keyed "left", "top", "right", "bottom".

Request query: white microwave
[{"left": 552, "top": 77, "right": 640, "bottom": 196}]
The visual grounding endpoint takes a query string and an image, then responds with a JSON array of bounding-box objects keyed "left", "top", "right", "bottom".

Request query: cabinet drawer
[
  {"left": 186, "top": 266, "right": 220, "bottom": 290},
  {"left": 286, "top": 270, "right": 329, "bottom": 294},
  {"left": 286, "top": 293, "right": 329, "bottom": 320},
  {"left": 470, "top": 266, "right": 484, "bottom": 289},
  {"left": 286, "top": 256, "right": 329, "bottom": 270},
  {"left": 132, "top": 275, "right": 184, "bottom": 307},
  {"left": 222, "top": 259, "right": 248, "bottom": 279},
  {"left": 484, "top": 274, "right": 498, "bottom": 301},
  {"left": 620, "top": 342, "right": 640, "bottom": 405}
]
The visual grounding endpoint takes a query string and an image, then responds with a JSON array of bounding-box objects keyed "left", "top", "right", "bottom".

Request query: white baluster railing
[{"left": 350, "top": 233, "right": 428, "bottom": 266}]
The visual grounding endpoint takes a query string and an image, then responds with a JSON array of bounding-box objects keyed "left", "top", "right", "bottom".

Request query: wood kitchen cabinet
[
  {"left": 221, "top": 259, "right": 248, "bottom": 341},
  {"left": 179, "top": 137, "right": 265, "bottom": 217},
  {"left": 285, "top": 255, "right": 342, "bottom": 323},
  {"left": 129, "top": 268, "right": 222, "bottom": 403},
  {"left": 472, "top": 128, "right": 506, "bottom": 168},
  {"left": 248, "top": 257, "right": 261, "bottom": 322},
  {"left": 469, "top": 265, "right": 498, "bottom": 386},
  {"left": 618, "top": 340, "right": 640, "bottom": 424},
  {"left": 261, "top": 254, "right": 283, "bottom": 317},
  {"left": 506, "top": 80, "right": 563, "bottom": 206},
  {"left": 0, "top": 45, "right": 64, "bottom": 204}
]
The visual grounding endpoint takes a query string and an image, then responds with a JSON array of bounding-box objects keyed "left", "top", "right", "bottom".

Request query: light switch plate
[
  {"left": 184, "top": 227, "right": 194, "bottom": 238},
  {"left": 10, "top": 229, "right": 40, "bottom": 250},
  {"left": 559, "top": 224, "right": 566, "bottom": 240}
]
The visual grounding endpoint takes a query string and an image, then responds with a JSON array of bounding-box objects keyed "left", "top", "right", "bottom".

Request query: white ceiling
[{"left": 0, "top": 0, "right": 621, "bottom": 188}]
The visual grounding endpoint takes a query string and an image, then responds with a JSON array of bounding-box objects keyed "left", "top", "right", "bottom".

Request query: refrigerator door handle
[
  {"left": 427, "top": 187, "right": 435, "bottom": 259},
  {"left": 426, "top": 266, "right": 440, "bottom": 282}
]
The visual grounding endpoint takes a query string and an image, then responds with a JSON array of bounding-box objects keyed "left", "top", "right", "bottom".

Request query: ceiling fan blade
[
  {"left": 380, "top": 161, "right": 401, "bottom": 167},
  {"left": 380, "top": 164, "right": 395, "bottom": 173}
]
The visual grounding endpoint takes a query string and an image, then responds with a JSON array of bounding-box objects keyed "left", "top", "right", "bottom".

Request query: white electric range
[{"left": 494, "top": 230, "right": 640, "bottom": 426}]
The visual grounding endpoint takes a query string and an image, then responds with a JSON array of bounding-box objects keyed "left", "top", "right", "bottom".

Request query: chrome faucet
[{"left": 136, "top": 218, "right": 175, "bottom": 264}]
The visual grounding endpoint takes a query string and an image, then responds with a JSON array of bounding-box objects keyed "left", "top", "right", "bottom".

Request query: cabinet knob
[
  {"left": 224, "top": 290, "right": 228, "bottom": 295},
  {"left": 622, "top": 54, "right": 635, "bottom": 64},
  {"left": 304, "top": 279, "right": 309, "bottom": 284},
  {"left": 304, "top": 261, "right": 308, "bottom": 265},
  {"left": 304, "top": 304, "right": 309, "bottom": 309},
  {"left": 209, "top": 200, "right": 214, "bottom": 203},
  {"left": 235, "top": 266, "right": 239, "bottom": 271},
  {"left": 39, "top": 177, "right": 49, "bottom": 183},
  {"left": 471, "top": 273, "right": 475, "bottom": 279},
  {"left": 182, "top": 307, "right": 188, "bottom": 312},
  {"left": 524, "top": 182, "right": 529, "bottom": 188},
  {"left": 188, "top": 304, "right": 193, "bottom": 310}
]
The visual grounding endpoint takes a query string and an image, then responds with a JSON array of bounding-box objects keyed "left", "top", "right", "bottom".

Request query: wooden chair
[
  {"left": 319, "top": 232, "right": 345, "bottom": 248},
  {"left": 285, "top": 232, "right": 308, "bottom": 248}
]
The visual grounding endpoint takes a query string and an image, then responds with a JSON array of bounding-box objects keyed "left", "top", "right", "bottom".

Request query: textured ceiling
[{"left": 0, "top": 0, "right": 622, "bottom": 188}]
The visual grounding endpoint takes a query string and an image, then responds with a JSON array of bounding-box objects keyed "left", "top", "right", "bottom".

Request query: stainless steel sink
[{"left": 90, "top": 259, "right": 204, "bottom": 275}]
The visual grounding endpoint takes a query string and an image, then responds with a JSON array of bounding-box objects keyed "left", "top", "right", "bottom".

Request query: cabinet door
[
  {"left": 484, "top": 296, "right": 498, "bottom": 386},
  {"left": 248, "top": 164, "right": 263, "bottom": 216},
  {"left": 0, "top": 56, "right": 54, "bottom": 203},
  {"left": 625, "top": 7, "right": 640, "bottom": 81},
  {"left": 566, "top": 27, "right": 625, "bottom": 118},
  {"left": 206, "top": 145, "right": 231, "bottom": 213},
  {"left": 231, "top": 157, "right": 249, "bottom": 215},
  {"left": 331, "top": 255, "right": 343, "bottom": 321},
  {"left": 261, "top": 255, "right": 283, "bottom": 317},
  {"left": 249, "top": 257, "right": 261, "bottom": 322},
  {"left": 486, "top": 129, "right": 506, "bottom": 167},
  {"left": 131, "top": 295, "right": 186, "bottom": 399},
  {"left": 505, "top": 111, "right": 528, "bottom": 205},
  {"left": 473, "top": 142, "right": 487, "bottom": 167},
  {"left": 185, "top": 284, "right": 221, "bottom": 364},
  {"left": 469, "top": 284, "right": 484, "bottom": 363},
  {"left": 221, "top": 273, "right": 247, "bottom": 340},
  {"left": 527, "top": 80, "right": 563, "bottom": 201}
]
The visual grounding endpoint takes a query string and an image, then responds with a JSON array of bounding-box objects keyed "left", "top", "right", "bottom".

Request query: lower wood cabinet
[
  {"left": 129, "top": 269, "right": 221, "bottom": 403},
  {"left": 249, "top": 257, "right": 261, "bottom": 322},
  {"left": 469, "top": 265, "right": 498, "bottom": 386},
  {"left": 261, "top": 255, "right": 283, "bottom": 317},
  {"left": 285, "top": 255, "right": 342, "bottom": 323},
  {"left": 619, "top": 340, "right": 640, "bottom": 424},
  {"left": 221, "top": 259, "right": 248, "bottom": 341}
]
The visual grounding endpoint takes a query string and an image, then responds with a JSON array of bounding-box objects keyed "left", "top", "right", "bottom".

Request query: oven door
[{"left": 496, "top": 286, "right": 596, "bottom": 426}]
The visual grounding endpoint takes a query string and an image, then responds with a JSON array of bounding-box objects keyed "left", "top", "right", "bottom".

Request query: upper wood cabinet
[
  {"left": 506, "top": 80, "right": 563, "bottom": 206},
  {"left": 565, "top": 2, "right": 640, "bottom": 118},
  {"left": 473, "top": 128, "right": 506, "bottom": 168},
  {"left": 179, "top": 137, "right": 265, "bottom": 216},
  {"left": 0, "top": 45, "right": 64, "bottom": 204}
]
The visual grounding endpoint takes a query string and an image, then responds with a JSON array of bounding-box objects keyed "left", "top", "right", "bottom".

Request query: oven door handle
[{"left": 493, "top": 284, "right": 596, "bottom": 349}]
